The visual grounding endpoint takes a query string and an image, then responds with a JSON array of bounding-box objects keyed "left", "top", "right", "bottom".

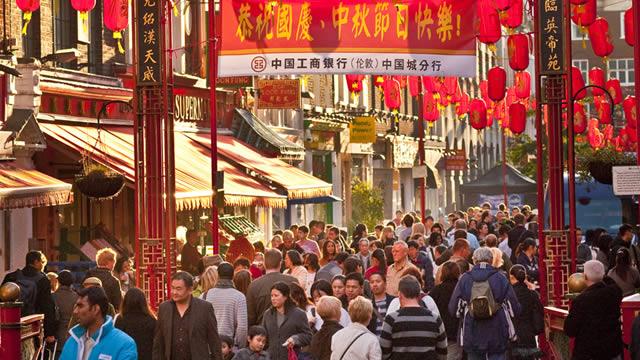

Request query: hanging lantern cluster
[
  {"left": 500, "top": 0, "right": 522, "bottom": 30},
  {"left": 488, "top": 67, "right": 506, "bottom": 102},
  {"left": 514, "top": 71, "right": 531, "bottom": 99},
  {"left": 589, "top": 67, "right": 606, "bottom": 95},
  {"left": 509, "top": 103, "right": 526, "bottom": 134},
  {"left": 624, "top": 96, "right": 637, "bottom": 129},
  {"left": 572, "top": 66, "right": 586, "bottom": 100},
  {"left": 104, "top": 0, "right": 129, "bottom": 54},
  {"left": 17, "top": 0, "right": 40, "bottom": 34}
]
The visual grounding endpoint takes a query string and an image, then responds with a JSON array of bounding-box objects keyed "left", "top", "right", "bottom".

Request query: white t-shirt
[{"left": 386, "top": 295, "right": 440, "bottom": 318}]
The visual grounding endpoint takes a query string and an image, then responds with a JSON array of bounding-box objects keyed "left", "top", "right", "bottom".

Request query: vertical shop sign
[
  {"left": 538, "top": 0, "right": 565, "bottom": 75},
  {"left": 137, "top": 0, "right": 162, "bottom": 85}
]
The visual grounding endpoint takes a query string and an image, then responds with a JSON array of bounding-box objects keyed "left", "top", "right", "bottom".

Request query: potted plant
[
  {"left": 577, "top": 145, "right": 635, "bottom": 184},
  {"left": 75, "top": 161, "right": 125, "bottom": 200}
]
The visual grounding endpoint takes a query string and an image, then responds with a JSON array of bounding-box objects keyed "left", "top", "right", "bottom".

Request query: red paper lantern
[
  {"left": 500, "top": 0, "right": 522, "bottom": 30},
  {"left": 438, "top": 86, "right": 450, "bottom": 108},
  {"left": 383, "top": 78, "right": 402, "bottom": 111},
  {"left": 392, "top": 76, "right": 406, "bottom": 89},
  {"left": 443, "top": 77, "right": 458, "bottom": 97},
  {"left": 374, "top": 75, "right": 386, "bottom": 90},
  {"left": 572, "top": 66, "right": 586, "bottom": 100},
  {"left": 625, "top": 7, "right": 634, "bottom": 46},
  {"left": 507, "top": 34, "right": 529, "bottom": 71},
  {"left": 588, "top": 17, "right": 614, "bottom": 59},
  {"left": 595, "top": 97, "right": 612, "bottom": 124},
  {"left": 104, "top": 0, "right": 129, "bottom": 54},
  {"left": 71, "top": 0, "right": 96, "bottom": 26},
  {"left": 509, "top": 103, "right": 526, "bottom": 134},
  {"left": 571, "top": 0, "right": 588, "bottom": 4},
  {"left": 16, "top": 0, "right": 40, "bottom": 34},
  {"left": 492, "top": 0, "right": 511, "bottom": 11},
  {"left": 624, "top": 96, "right": 637, "bottom": 129},
  {"left": 587, "top": 119, "right": 604, "bottom": 149},
  {"left": 422, "top": 77, "right": 436, "bottom": 93},
  {"left": 574, "top": 103, "right": 587, "bottom": 134},
  {"left": 606, "top": 78, "right": 623, "bottom": 104},
  {"left": 423, "top": 92, "right": 439, "bottom": 122},
  {"left": 451, "top": 85, "right": 463, "bottom": 104},
  {"left": 505, "top": 87, "right": 517, "bottom": 107},
  {"left": 456, "top": 91, "right": 470, "bottom": 118},
  {"left": 514, "top": 71, "right": 531, "bottom": 99},
  {"left": 571, "top": 0, "right": 596, "bottom": 28},
  {"left": 469, "top": 99, "right": 488, "bottom": 130},
  {"left": 409, "top": 76, "right": 420, "bottom": 97},
  {"left": 345, "top": 75, "right": 365, "bottom": 96},
  {"left": 488, "top": 67, "right": 506, "bottom": 102},
  {"left": 478, "top": 0, "right": 502, "bottom": 45},
  {"left": 480, "top": 80, "right": 490, "bottom": 103},
  {"left": 588, "top": 67, "right": 606, "bottom": 96}
]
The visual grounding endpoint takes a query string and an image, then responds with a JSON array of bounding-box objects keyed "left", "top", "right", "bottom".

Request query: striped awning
[
  {"left": 0, "top": 163, "right": 73, "bottom": 210},
  {"left": 40, "top": 123, "right": 287, "bottom": 210}
]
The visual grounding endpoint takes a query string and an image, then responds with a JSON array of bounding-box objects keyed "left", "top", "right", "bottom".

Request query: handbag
[{"left": 288, "top": 346, "right": 298, "bottom": 360}]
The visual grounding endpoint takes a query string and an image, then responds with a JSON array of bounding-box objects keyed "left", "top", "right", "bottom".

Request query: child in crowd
[
  {"left": 232, "top": 325, "right": 270, "bottom": 360},
  {"left": 221, "top": 335, "right": 235, "bottom": 360}
]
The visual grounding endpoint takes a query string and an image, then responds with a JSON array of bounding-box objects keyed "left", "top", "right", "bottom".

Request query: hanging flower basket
[
  {"left": 74, "top": 162, "right": 125, "bottom": 200},
  {"left": 577, "top": 145, "right": 636, "bottom": 184},
  {"left": 587, "top": 160, "right": 615, "bottom": 184}
]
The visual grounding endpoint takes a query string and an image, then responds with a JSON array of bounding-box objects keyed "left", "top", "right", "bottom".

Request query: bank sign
[{"left": 219, "top": 0, "right": 477, "bottom": 77}]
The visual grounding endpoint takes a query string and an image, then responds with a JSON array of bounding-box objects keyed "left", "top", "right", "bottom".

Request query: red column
[
  {"left": 0, "top": 301, "right": 21, "bottom": 359},
  {"left": 417, "top": 80, "right": 426, "bottom": 223},
  {"left": 634, "top": 0, "right": 640, "bottom": 227},
  {"left": 565, "top": 0, "right": 577, "bottom": 274},
  {"left": 209, "top": 0, "right": 220, "bottom": 254}
]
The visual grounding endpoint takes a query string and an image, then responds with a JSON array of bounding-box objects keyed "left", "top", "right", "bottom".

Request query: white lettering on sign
[
  {"left": 612, "top": 166, "right": 640, "bottom": 196},
  {"left": 174, "top": 95, "right": 210, "bottom": 122}
]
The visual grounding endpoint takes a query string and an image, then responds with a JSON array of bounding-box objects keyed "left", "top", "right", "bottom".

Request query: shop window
[
  {"left": 22, "top": 12, "right": 41, "bottom": 59},
  {"left": 53, "top": 0, "right": 77, "bottom": 54},
  {"left": 88, "top": 0, "right": 104, "bottom": 74}
]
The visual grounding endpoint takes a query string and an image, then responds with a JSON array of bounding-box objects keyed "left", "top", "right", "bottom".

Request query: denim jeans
[{"left": 466, "top": 352, "right": 506, "bottom": 360}]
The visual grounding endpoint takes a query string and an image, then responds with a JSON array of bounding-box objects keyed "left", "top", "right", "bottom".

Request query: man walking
[
  {"left": 407, "top": 240, "right": 435, "bottom": 291},
  {"left": 386, "top": 242, "right": 419, "bottom": 296},
  {"left": 84, "top": 248, "right": 123, "bottom": 310},
  {"left": 180, "top": 229, "right": 203, "bottom": 275},
  {"left": 246, "top": 249, "right": 298, "bottom": 326},
  {"left": 379, "top": 275, "right": 447, "bottom": 359},
  {"left": 153, "top": 271, "right": 222, "bottom": 360},
  {"left": 564, "top": 260, "right": 624, "bottom": 360},
  {"left": 297, "top": 225, "right": 321, "bottom": 257},
  {"left": 200, "top": 262, "right": 248, "bottom": 349},
  {"left": 356, "top": 238, "right": 371, "bottom": 270},
  {"left": 59, "top": 287, "right": 137, "bottom": 360}
]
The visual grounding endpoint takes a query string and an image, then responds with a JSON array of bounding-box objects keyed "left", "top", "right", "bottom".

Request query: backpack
[
  {"left": 469, "top": 273, "right": 500, "bottom": 320},
  {"left": 14, "top": 270, "right": 42, "bottom": 316}
]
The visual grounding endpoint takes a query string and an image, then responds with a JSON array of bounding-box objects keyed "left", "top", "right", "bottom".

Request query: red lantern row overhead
[
  {"left": 469, "top": 99, "right": 488, "bottom": 130},
  {"left": 373, "top": 75, "right": 385, "bottom": 91},
  {"left": 507, "top": 34, "right": 529, "bottom": 71},
  {"left": 589, "top": 67, "right": 606, "bottom": 96},
  {"left": 422, "top": 77, "right": 437, "bottom": 94},
  {"left": 571, "top": 66, "right": 586, "bottom": 100},
  {"left": 624, "top": 96, "right": 637, "bottom": 129},
  {"left": 409, "top": 76, "right": 420, "bottom": 98},
  {"left": 514, "top": 71, "right": 531, "bottom": 99},
  {"left": 588, "top": 17, "right": 614, "bottom": 59},
  {"left": 104, "top": 0, "right": 129, "bottom": 54},
  {"left": 17, "top": 0, "right": 40, "bottom": 34},
  {"left": 478, "top": 0, "right": 502, "bottom": 45},
  {"left": 509, "top": 103, "right": 526, "bottom": 134},
  {"left": 444, "top": 77, "right": 458, "bottom": 98},
  {"left": 383, "top": 78, "right": 402, "bottom": 111},
  {"left": 456, "top": 92, "right": 470, "bottom": 119},
  {"left": 624, "top": 7, "right": 634, "bottom": 46}
]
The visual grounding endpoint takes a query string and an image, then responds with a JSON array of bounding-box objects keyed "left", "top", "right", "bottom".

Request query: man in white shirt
[{"left": 356, "top": 238, "right": 371, "bottom": 270}]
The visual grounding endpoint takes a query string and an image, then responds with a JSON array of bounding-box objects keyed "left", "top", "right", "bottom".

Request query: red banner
[{"left": 219, "top": 0, "right": 477, "bottom": 77}]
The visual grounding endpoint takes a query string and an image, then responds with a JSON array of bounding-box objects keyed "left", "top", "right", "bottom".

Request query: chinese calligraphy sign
[
  {"left": 220, "top": 0, "right": 476, "bottom": 77},
  {"left": 257, "top": 79, "right": 301, "bottom": 109},
  {"left": 137, "top": 0, "right": 161, "bottom": 85},
  {"left": 538, "top": 0, "right": 565, "bottom": 75}
]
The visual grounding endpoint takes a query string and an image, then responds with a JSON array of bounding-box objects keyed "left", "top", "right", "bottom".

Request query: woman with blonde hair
[
  {"left": 330, "top": 296, "right": 381, "bottom": 360},
  {"left": 409, "top": 222, "right": 426, "bottom": 239},
  {"left": 194, "top": 265, "right": 218, "bottom": 297},
  {"left": 379, "top": 226, "right": 396, "bottom": 247}
]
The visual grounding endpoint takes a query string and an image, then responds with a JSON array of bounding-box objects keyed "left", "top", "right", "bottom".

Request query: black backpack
[{"left": 14, "top": 270, "right": 42, "bottom": 316}]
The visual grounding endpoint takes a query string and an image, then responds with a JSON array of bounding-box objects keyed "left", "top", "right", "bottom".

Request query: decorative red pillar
[
  {"left": 634, "top": 0, "right": 640, "bottom": 226},
  {"left": 417, "top": 80, "right": 426, "bottom": 223},
  {"left": 209, "top": 0, "right": 220, "bottom": 254},
  {"left": 0, "top": 284, "right": 22, "bottom": 359}
]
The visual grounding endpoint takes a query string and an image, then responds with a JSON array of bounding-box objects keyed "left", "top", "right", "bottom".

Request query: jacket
[
  {"left": 429, "top": 279, "right": 459, "bottom": 341},
  {"left": 152, "top": 296, "right": 223, "bottom": 360},
  {"left": 59, "top": 315, "right": 137, "bottom": 360},
  {"left": 330, "top": 322, "right": 381, "bottom": 360},
  {"left": 516, "top": 253, "right": 539, "bottom": 283},
  {"left": 309, "top": 320, "right": 343, "bottom": 360},
  {"left": 53, "top": 286, "right": 78, "bottom": 344},
  {"left": 114, "top": 311, "right": 157, "bottom": 360},
  {"left": 448, "top": 263, "right": 521, "bottom": 354},
  {"left": 232, "top": 348, "right": 270, "bottom": 360},
  {"left": 410, "top": 251, "right": 435, "bottom": 291},
  {"left": 246, "top": 272, "right": 299, "bottom": 326},
  {"left": 315, "top": 262, "right": 342, "bottom": 283},
  {"left": 564, "top": 278, "right": 623, "bottom": 360},
  {"left": 2, "top": 265, "right": 58, "bottom": 337},
  {"left": 261, "top": 304, "right": 313, "bottom": 360},
  {"left": 507, "top": 226, "right": 534, "bottom": 263},
  {"left": 84, "top": 267, "right": 123, "bottom": 310},
  {"left": 511, "top": 283, "right": 544, "bottom": 349}
]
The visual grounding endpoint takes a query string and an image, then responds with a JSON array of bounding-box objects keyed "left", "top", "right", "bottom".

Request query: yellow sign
[{"left": 350, "top": 116, "right": 376, "bottom": 143}]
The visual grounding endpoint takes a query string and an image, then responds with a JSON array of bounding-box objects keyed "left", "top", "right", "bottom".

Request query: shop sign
[
  {"left": 392, "top": 137, "right": 418, "bottom": 168},
  {"left": 350, "top": 116, "right": 376, "bottom": 143},
  {"left": 174, "top": 93, "right": 210, "bottom": 122},
  {"left": 538, "top": 0, "right": 565, "bottom": 75},
  {"left": 257, "top": 79, "right": 301, "bottom": 109},
  {"left": 444, "top": 149, "right": 466, "bottom": 171},
  {"left": 219, "top": 0, "right": 477, "bottom": 77},
  {"left": 136, "top": 0, "right": 162, "bottom": 85},
  {"left": 305, "top": 130, "right": 335, "bottom": 151},
  {"left": 613, "top": 166, "right": 640, "bottom": 196},
  {"left": 217, "top": 76, "right": 254, "bottom": 89}
]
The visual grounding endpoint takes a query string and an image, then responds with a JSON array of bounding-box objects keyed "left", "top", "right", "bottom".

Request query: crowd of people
[{"left": 4, "top": 202, "right": 640, "bottom": 360}]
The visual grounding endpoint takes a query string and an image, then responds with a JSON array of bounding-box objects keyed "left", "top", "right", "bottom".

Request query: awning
[
  {"left": 0, "top": 163, "right": 73, "bottom": 210},
  {"left": 40, "top": 123, "right": 287, "bottom": 210},
  {"left": 185, "top": 133, "right": 333, "bottom": 200},
  {"left": 288, "top": 195, "right": 342, "bottom": 205},
  {"left": 232, "top": 109, "right": 305, "bottom": 162}
]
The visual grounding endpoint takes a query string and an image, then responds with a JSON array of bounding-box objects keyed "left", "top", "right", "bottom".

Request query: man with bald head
[{"left": 385, "top": 241, "right": 419, "bottom": 296}]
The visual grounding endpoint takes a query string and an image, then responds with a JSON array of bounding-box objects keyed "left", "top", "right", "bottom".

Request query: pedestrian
[
  {"left": 251, "top": 252, "right": 266, "bottom": 279},
  {"left": 153, "top": 271, "right": 223, "bottom": 360},
  {"left": 278, "top": 230, "right": 304, "bottom": 255},
  {"left": 330, "top": 296, "right": 382, "bottom": 360},
  {"left": 320, "top": 239, "right": 338, "bottom": 266},
  {"left": 596, "top": 234, "right": 614, "bottom": 270},
  {"left": 485, "top": 234, "right": 513, "bottom": 272},
  {"left": 316, "top": 252, "right": 350, "bottom": 283},
  {"left": 507, "top": 214, "right": 535, "bottom": 264},
  {"left": 181, "top": 229, "right": 204, "bottom": 275},
  {"left": 508, "top": 265, "right": 544, "bottom": 360},
  {"left": 2, "top": 250, "right": 57, "bottom": 345},
  {"left": 59, "top": 287, "right": 137, "bottom": 360},
  {"left": 385, "top": 271, "right": 440, "bottom": 318},
  {"left": 340, "top": 272, "right": 377, "bottom": 332},
  {"left": 429, "top": 261, "right": 462, "bottom": 359},
  {"left": 261, "top": 282, "right": 313, "bottom": 360},
  {"left": 309, "top": 280, "right": 352, "bottom": 331},
  {"left": 380, "top": 276, "right": 447, "bottom": 360},
  {"left": 201, "top": 262, "right": 248, "bottom": 349},
  {"left": 449, "top": 247, "right": 521, "bottom": 360},
  {"left": 386, "top": 241, "right": 419, "bottom": 296},
  {"left": 47, "top": 272, "right": 59, "bottom": 292},
  {"left": 68, "top": 277, "right": 117, "bottom": 329},
  {"left": 407, "top": 240, "right": 435, "bottom": 291},
  {"left": 283, "top": 250, "right": 309, "bottom": 290},
  {"left": 297, "top": 225, "right": 322, "bottom": 257},
  {"left": 369, "top": 272, "right": 395, "bottom": 336},
  {"left": 194, "top": 265, "right": 219, "bottom": 297},
  {"left": 607, "top": 248, "right": 640, "bottom": 296},
  {"left": 221, "top": 336, "right": 235, "bottom": 360},
  {"left": 351, "top": 224, "right": 369, "bottom": 251},
  {"left": 395, "top": 215, "right": 414, "bottom": 241},
  {"left": 365, "top": 249, "right": 387, "bottom": 280},
  {"left": 53, "top": 270, "right": 78, "bottom": 350},
  {"left": 380, "top": 226, "right": 396, "bottom": 247},
  {"left": 114, "top": 255, "right": 135, "bottom": 294},
  {"left": 309, "top": 296, "right": 344, "bottom": 360},
  {"left": 304, "top": 253, "right": 320, "bottom": 296},
  {"left": 498, "top": 225, "right": 512, "bottom": 259},
  {"left": 233, "top": 269, "right": 253, "bottom": 296},
  {"left": 271, "top": 234, "right": 283, "bottom": 249},
  {"left": 331, "top": 275, "right": 347, "bottom": 299},
  {"left": 246, "top": 249, "right": 298, "bottom": 326},
  {"left": 289, "top": 281, "right": 316, "bottom": 326},
  {"left": 515, "top": 238, "right": 539, "bottom": 283},
  {"left": 564, "top": 260, "right": 624, "bottom": 360},
  {"left": 84, "top": 248, "right": 123, "bottom": 310},
  {"left": 114, "top": 288, "right": 157, "bottom": 360},
  {"left": 232, "top": 326, "right": 270, "bottom": 360},
  {"left": 356, "top": 238, "right": 372, "bottom": 270}
]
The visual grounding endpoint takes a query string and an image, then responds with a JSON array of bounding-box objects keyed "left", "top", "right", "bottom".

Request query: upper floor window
[
  {"left": 572, "top": 59, "right": 589, "bottom": 82},
  {"left": 608, "top": 58, "right": 634, "bottom": 86}
]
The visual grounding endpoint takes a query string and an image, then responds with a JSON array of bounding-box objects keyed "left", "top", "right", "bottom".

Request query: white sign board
[{"left": 612, "top": 166, "right": 640, "bottom": 196}]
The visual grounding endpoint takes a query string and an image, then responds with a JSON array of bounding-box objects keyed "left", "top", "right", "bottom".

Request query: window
[
  {"left": 572, "top": 59, "right": 589, "bottom": 82},
  {"left": 53, "top": 0, "right": 77, "bottom": 69},
  {"left": 88, "top": 0, "right": 103, "bottom": 74},
  {"left": 22, "top": 12, "right": 41, "bottom": 58},
  {"left": 608, "top": 58, "right": 635, "bottom": 86},
  {"left": 571, "top": 23, "right": 584, "bottom": 40}
]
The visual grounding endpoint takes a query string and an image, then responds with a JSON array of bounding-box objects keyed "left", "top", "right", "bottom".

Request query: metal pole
[
  {"left": 417, "top": 79, "right": 426, "bottom": 223},
  {"left": 634, "top": 0, "right": 640, "bottom": 227},
  {"left": 209, "top": 0, "right": 220, "bottom": 254},
  {"left": 501, "top": 108, "right": 508, "bottom": 207},
  {"left": 565, "top": 0, "right": 576, "bottom": 274}
]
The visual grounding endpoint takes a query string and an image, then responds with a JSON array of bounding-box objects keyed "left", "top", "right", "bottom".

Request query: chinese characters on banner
[
  {"left": 219, "top": 0, "right": 477, "bottom": 77},
  {"left": 137, "top": 0, "right": 162, "bottom": 85},
  {"left": 538, "top": 0, "right": 565, "bottom": 75}
]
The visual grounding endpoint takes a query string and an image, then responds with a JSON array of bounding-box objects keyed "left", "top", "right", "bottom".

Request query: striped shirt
[
  {"left": 375, "top": 298, "right": 389, "bottom": 335},
  {"left": 200, "top": 281, "right": 248, "bottom": 348},
  {"left": 379, "top": 306, "right": 447, "bottom": 360}
]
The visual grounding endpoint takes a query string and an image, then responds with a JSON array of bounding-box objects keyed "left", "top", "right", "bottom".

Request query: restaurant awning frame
[{"left": 0, "top": 163, "right": 73, "bottom": 210}]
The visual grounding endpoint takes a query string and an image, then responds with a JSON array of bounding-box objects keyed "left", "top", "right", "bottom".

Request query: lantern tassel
[
  {"left": 113, "top": 31, "right": 125, "bottom": 54},
  {"left": 22, "top": 12, "right": 32, "bottom": 35},
  {"left": 80, "top": 12, "right": 88, "bottom": 33},
  {"left": 172, "top": 0, "right": 179, "bottom": 16}
]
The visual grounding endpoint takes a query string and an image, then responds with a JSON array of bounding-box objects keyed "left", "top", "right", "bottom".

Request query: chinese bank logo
[{"left": 251, "top": 57, "right": 267, "bottom": 73}]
